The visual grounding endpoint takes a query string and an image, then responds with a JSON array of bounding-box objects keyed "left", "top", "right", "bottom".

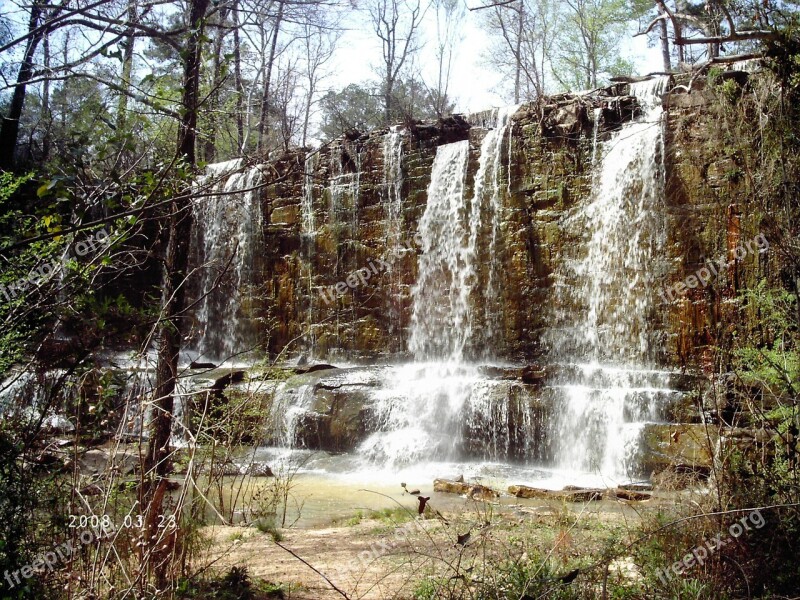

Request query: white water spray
[
  {"left": 549, "top": 77, "right": 677, "bottom": 480},
  {"left": 361, "top": 108, "right": 526, "bottom": 467},
  {"left": 191, "top": 160, "right": 263, "bottom": 362}
]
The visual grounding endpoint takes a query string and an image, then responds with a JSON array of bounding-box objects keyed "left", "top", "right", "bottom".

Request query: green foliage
[
  {"left": 412, "top": 576, "right": 441, "bottom": 599},
  {"left": 342, "top": 509, "right": 364, "bottom": 526},
  {"left": 318, "top": 79, "right": 453, "bottom": 140},
  {"left": 254, "top": 516, "right": 283, "bottom": 541},
  {"left": 0, "top": 418, "right": 68, "bottom": 600},
  {"left": 177, "top": 566, "right": 286, "bottom": 600},
  {"left": 478, "top": 557, "right": 583, "bottom": 599},
  {"left": 705, "top": 90, "right": 800, "bottom": 592},
  {"left": 0, "top": 172, "right": 33, "bottom": 204},
  {"left": 551, "top": 0, "right": 638, "bottom": 91},
  {"left": 733, "top": 280, "right": 799, "bottom": 396}
]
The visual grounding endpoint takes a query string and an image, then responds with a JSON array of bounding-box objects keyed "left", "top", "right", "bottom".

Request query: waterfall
[
  {"left": 383, "top": 127, "right": 404, "bottom": 237},
  {"left": 359, "top": 107, "right": 529, "bottom": 467},
  {"left": 270, "top": 382, "right": 316, "bottom": 447},
  {"left": 301, "top": 151, "right": 319, "bottom": 358},
  {"left": 408, "top": 140, "right": 472, "bottom": 361},
  {"left": 591, "top": 107, "right": 602, "bottom": 166},
  {"left": 382, "top": 127, "right": 405, "bottom": 337},
  {"left": 359, "top": 141, "right": 474, "bottom": 466},
  {"left": 481, "top": 106, "right": 519, "bottom": 349},
  {"left": 328, "top": 142, "right": 362, "bottom": 224},
  {"left": 191, "top": 160, "right": 263, "bottom": 363},
  {"left": 302, "top": 152, "right": 318, "bottom": 235},
  {"left": 548, "top": 77, "right": 678, "bottom": 480},
  {"left": 409, "top": 107, "right": 517, "bottom": 361},
  {"left": 327, "top": 142, "right": 362, "bottom": 352}
]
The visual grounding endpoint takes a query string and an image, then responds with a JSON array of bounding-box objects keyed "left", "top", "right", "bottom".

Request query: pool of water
[{"left": 215, "top": 447, "right": 651, "bottom": 528}]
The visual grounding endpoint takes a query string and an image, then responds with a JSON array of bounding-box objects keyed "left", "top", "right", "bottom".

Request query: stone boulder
[
  {"left": 292, "top": 367, "right": 381, "bottom": 451},
  {"left": 433, "top": 479, "right": 500, "bottom": 500},
  {"left": 79, "top": 447, "right": 139, "bottom": 476},
  {"left": 508, "top": 485, "right": 604, "bottom": 502}
]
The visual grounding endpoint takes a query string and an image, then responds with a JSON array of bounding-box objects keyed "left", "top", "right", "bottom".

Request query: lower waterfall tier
[{"left": 253, "top": 362, "right": 691, "bottom": 484}]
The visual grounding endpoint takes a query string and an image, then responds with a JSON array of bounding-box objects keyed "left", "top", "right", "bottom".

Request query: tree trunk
[
  {"left": 232, "top": 0, "right": 245, "bottom": 153},
  {"left": 41, "top": 32, "right": 51, "bottom": 162},
  {"left": 659, "top": 18, "right": 671, "bottom": 71},
  {"left": 204, "top": 5, "right": 229, "bottom": 163},
  {"left": 384, "top": 80, "right": 393, "bottom": 126},
  {"left": 514, "top": 2, "right": 524, "bottom": 103},
  {"left": 257, "top": 0, "right": 284, "bottom": 154},
  {"left": 0, "top": 2, "right": 43, "bottom": 170},
  {"left": 144, "top": 0, "right": 209, "bottom": 587},
  {"left": 116, "top": 0, "right": 137, "bottom": 135}
]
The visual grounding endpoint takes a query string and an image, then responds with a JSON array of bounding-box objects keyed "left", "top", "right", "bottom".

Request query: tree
[
  {"left": 430, "top": 0, "right": 464, "bottom": 115},
  {"left": 145, "top": 0, "right": 210, "bottom": 586},
  {"left": 552, "top": 0, "right": 635, "bottom": 90},
  {"left": 367, "top": 0, "right": 427, "bottom": 125},
  {"left": 483, "top": 0, "right": 559, "bottom": 101},
  {"left": 299, "top": 19, "right": 339, "bottom": 146},
  {"left": 257, "top": 0, "right": 285, "bottom": 153},
  {"left": 203, "top": 3, "right": 231, "bottom": 163},
  {"left": 115, "top": 0, "right": 138, "bottom": 136},
  {"left": 318, "top": 79, "right": 449, "bottom": 140},
  {"left": 0, "top": 0, "right": 48, "bottom": 169},
  {"left": 638, "top": 0, "right": 782, "bottom": 67},
  {"left": 319, "top": 83, "right": 384, "bottom": 139},
  {"left": 393, "top": 77, "right": 454, "bottom": 122}
]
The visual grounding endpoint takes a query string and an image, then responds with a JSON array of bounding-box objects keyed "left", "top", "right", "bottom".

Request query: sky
[
  {"left": 0, "top": 0, "right": 666, "bottom": 135},
  {"left": 328, "top": 4, "right": 666, "bottom": 114}
]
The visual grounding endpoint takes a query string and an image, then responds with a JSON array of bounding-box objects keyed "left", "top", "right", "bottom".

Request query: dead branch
[
  {"left": 273, "top": 541, "right": 352, "bottom": 599},
  {"left": 468, "top": 0, "right": 517, "bottom": 11}
]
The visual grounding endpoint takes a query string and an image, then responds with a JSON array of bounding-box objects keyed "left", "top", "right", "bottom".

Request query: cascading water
[
  {"left": 190, "top": 160, "right": 263, "bottom": 362},
  {"left": 408, "top": 140, "right": 472, "bottom": 361},
  {"left": 301, "top": 151, "right": 319, "bottom": 358},
  {"left": 409, "top": 106, "right": 519, "bottom": 361},
  {"left": 359, "top": 108, "right": 528, "bottom": 467},
  {"left": 482, "top": 106, "right": 519, "bottom": 348},
  {"left": 591, "top": 107, "right": 602, "bottom": 166},
  {"left": 361, "top": 141, "right": 476, "bottom": 465},
  {"left": 382, "top": 127, "right": 406, "bottom": 337},
  {"left": 547, "top": 77, "right": 679, "bottom": 481},
  {"left": 260, "top": 93, "right": 680, "bottom": 482},
  {"left": 328, "top": 142, "right": 362, "bottom": 352}
]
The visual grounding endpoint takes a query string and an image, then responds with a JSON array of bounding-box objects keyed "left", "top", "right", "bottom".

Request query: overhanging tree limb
[{"left": 638, "top": 1, "right": 777, "bottom": 47}]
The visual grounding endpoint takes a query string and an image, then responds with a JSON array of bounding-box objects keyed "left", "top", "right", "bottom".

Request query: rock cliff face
[{"left": 187, "top": 70, "right": 770, "bottom": 374}]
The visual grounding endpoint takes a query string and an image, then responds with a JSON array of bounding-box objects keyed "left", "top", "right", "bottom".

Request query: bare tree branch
[{"left": 468, "top": 0, "right": 517, "bottom": 11}]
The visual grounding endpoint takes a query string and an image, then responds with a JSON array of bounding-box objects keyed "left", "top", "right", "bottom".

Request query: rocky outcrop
[
  {"left": 283, "top": 368, "right": 382, "bottom": 452},
  {"left": 640, "top": 423, "right": 718, "bottom": 475},
  {"left": 278, "top": 366, "right": 555, "bottom": 459},
  {"left": 189, "top": 69, "right": 772, "bottom": 373},
  {"left": 174, "top": 68, "right": 782, "bottom": 482},
  {"left": 508, "top": 485, "right": 605, "bottom": 502},
  {"left": 507, "top": 485, "right": 651, "bottom": 502}
]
